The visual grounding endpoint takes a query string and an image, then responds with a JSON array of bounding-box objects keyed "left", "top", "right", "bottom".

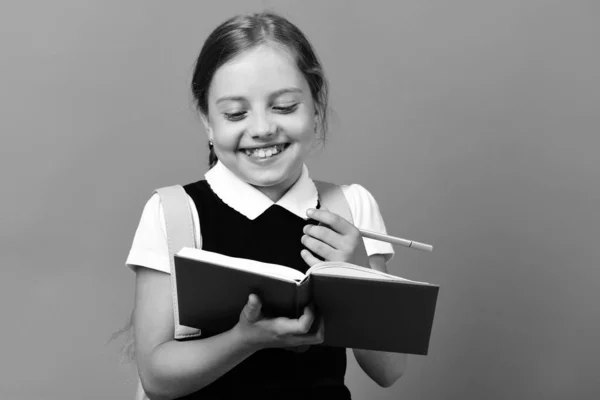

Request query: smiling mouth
[{"left": 240, "top": 143, "right": 290, "bottom": 160}]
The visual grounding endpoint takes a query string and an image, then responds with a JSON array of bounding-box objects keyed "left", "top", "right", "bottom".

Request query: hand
[
  {"left": 235, "top": 294, "right": 324, "bottom": 352},
  {"left": 300, "top": 208, "right": 363, "bottom": 267}
]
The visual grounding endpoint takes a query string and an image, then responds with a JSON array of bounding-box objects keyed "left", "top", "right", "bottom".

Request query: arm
[
  {"left": 351, "top": 254, "right": 407, "bottom": 387},
  {"left": 301, "top": 209, "right": 407, "bottom": 388},
  {"left": 133, "top": 266, "right": 255, "bottom": 399},
  {"left": 133, "top": 266, "right": 323, "bottom": 399}
]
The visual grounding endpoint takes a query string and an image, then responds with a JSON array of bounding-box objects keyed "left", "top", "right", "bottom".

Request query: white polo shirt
[{"left": 125, "top": 161, "right": 394, "bottom": 273}]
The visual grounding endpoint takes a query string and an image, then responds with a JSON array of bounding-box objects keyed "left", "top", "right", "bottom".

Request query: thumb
[{"left": 243, "top": 294, "right": 262, "bottom": 323}]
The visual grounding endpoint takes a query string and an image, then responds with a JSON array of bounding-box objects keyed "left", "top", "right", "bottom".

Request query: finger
[
  {"left": 270, "top": 304, "right": 316, "bottom": 337},
  {"left": 301, "top": 235, "right": 336, "bottom": 261},
  {"left": 315, "top": 315, "right": 325, "bottom": 342},
  {"left": 289, "top": 329, "right": 325, "bottom": 346},
  {"left": 293, "top": 313, "right": 325, "bottom": 346},
  {"left": 242, "top": 294, "right": 262, "bottom": 323},
  {"left": 296, "top": 305, "right": 316, "bottom": 334},
  {"left": 300, "top": 249, "right": 321, "bottom": 267},
  {"left": 303, "top": 224, "right": 344, "bottom": 249},
  {"left": 306, "top": 208, "right": 355, "bottom": 235}
]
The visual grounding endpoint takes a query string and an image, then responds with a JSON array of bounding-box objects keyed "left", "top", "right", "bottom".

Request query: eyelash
[
  {"left": 223, "top": 112, "right": 246, "bottom": 122},
  {"left": 223, "top": 104, "right": 299, "bottom": 122},
  {"left": 273, "top": 104, "right": 299, "bottom": 114}
]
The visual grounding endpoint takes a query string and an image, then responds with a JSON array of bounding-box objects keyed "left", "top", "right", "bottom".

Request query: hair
[
  {"left": 110, "top": 11, "right": 329, "bottom": 363},
  {"left": 190, "top": 11, "right": 330, "bottom": 168}
]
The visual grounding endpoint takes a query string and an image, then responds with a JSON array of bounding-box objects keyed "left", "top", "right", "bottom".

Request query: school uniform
[{"left": 126, "top": 161, "right": 394, "bottom": 399}]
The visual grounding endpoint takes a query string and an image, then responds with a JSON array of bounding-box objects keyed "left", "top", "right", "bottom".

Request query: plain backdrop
[{"left": 1, "top": 1, "right": 599, "bottom": 399}]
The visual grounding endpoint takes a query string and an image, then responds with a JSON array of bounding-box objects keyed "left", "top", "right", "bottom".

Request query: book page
[
  {"left": 308, "top": 262, "right": 432, "bottom": 285},
  {"left": 176, "top": 247, "right": 305, "bottom": 282}
]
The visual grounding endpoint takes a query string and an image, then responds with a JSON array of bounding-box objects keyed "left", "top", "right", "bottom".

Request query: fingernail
[{"left": 306, "top": 208, "right": 314, "bottom": 217}]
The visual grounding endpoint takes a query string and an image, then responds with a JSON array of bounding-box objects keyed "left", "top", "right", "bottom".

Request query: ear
[{"left": 200, "top": 113, "right": 213, "bottom": 141}]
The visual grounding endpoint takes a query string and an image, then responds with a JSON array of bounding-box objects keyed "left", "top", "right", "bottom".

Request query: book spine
[
  {"left": 294, "top": 281, "right": 303, "bottom": 318},
  {"left": 296, "top": 278, "right": 312, "bottom": 319},
  {"left": 294, "top": 284, "right": 300, "bottom": 318}
]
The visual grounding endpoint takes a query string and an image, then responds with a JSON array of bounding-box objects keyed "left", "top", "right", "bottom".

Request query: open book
[{"left": 174, "top": 247, "right": 439, "bottom": 355}]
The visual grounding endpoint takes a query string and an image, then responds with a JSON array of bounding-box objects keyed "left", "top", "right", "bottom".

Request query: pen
[{"left": 359, "top": 228, "right": 433, "bottom": 252}]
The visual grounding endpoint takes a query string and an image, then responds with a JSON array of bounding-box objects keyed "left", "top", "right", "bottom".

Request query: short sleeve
[
  {"left": 125, "top": 192, "right": 202, "bottom": 274},
  {"left": 125, "top": 193, "right": 171, "bottom": 273},
  {"left": 340, "top": 184, "right": 395, "bottom": 262}
]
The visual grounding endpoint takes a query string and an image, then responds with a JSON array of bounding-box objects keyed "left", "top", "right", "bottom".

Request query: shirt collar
[{"left": 205, "top": 161, "right": 318, "bottom": 220}]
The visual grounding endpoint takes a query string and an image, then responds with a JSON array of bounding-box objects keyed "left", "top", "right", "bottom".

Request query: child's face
[{"left": 205, "top": 44, "right": 317, "bottom": 197}]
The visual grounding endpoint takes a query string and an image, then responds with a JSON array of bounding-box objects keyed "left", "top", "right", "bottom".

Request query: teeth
[{"left": 243, "top": 144, "right": 285, "bottom": 159}]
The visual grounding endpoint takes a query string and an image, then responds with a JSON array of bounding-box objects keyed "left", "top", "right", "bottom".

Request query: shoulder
[
  {"left": 125, "top": 193, "right": 169, "bottom": 273},
  {"left": 125, "top": 188, "right": 201, "bottom": 273},
  {"left": 136, "top": 192, "right": 163, "bottom": 233},
  {"left": 339, "top": 183, "right": 379, "bottom": 206},
  {"left": 337, "top": 183, "right": 395, "bottom": 261},
  {"left": 338, "top": 183, "right": 384, "bottom": 221},
  {"left": 183, "top": 179, "right": 209, "bottom": 193}
]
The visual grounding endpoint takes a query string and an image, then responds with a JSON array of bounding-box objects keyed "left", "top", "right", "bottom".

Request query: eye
[
  {"left": 272, "top": 104, "right": 299, "bottom": 114},
  {"left": 223, "top": 111, "right": 247, "bottom": 122}
]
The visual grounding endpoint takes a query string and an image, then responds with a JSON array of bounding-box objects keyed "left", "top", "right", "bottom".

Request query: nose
[{"left": 249, "top": 111, "right": 275, "bottom": 139}]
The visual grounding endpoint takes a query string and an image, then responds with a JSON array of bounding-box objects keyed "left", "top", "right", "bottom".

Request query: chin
[{"left": 245, "top": 172, "right": 289, "bottom": 188}]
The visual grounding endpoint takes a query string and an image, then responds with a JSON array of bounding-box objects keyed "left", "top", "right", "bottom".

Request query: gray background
[{"left": 1, "top": 0, "right": 599, "bottom": 399}]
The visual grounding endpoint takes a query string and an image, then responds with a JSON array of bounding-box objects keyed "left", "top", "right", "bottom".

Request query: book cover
[{"left": 174, "top": 248, "right": 439, "bottom": 355}]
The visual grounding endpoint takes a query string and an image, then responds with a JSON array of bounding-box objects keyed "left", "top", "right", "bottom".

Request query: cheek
[
  {"left": 279, "top": 114, "right": 315, "bottom": 142},
  {"left": 211, "top": 123, "right": 241, "bottom": 151}
]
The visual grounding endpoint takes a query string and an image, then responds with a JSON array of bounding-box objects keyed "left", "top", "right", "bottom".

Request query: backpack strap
[
  {"left": 313, "top": 181, "right": 371, "bottom": 269},
  {"left": 154, "top": 185, "right": 203, "bottom": 340}
]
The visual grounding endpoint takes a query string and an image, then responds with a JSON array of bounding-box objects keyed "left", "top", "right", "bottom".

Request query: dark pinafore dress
[{"left": 177, "top": 180, "right": 352, "bottom": 400}]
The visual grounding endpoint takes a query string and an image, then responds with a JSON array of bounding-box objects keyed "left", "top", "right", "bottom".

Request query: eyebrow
[{"left": 216, "top": 87, "right": 303, "bottom": 105}]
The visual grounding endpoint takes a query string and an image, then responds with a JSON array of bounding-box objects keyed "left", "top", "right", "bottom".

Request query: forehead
[{"left": 209, "top": 44, "right": 308, "bottom": 99}]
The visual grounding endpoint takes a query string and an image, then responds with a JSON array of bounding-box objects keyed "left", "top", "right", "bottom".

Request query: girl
[{"left": 125, "top": 11, "right": 407, "bottom": 399}]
